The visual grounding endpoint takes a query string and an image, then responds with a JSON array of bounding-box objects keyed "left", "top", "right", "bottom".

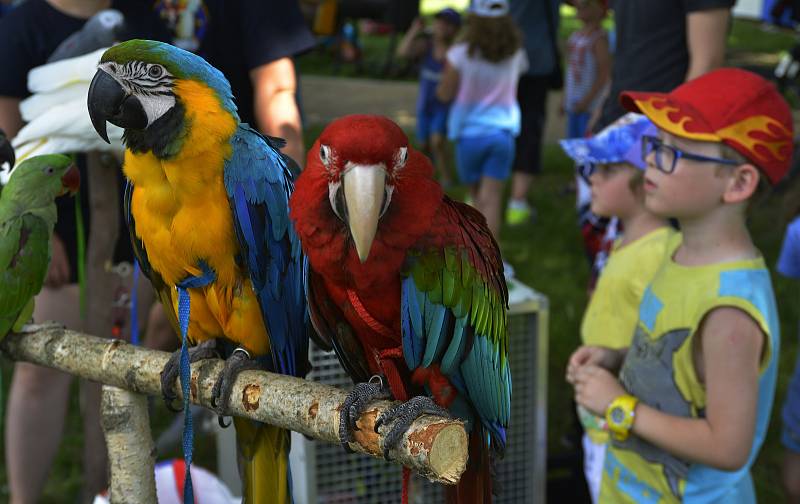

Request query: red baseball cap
[{"left": 620, "top": 68, "right": 793, "bottom": 185}]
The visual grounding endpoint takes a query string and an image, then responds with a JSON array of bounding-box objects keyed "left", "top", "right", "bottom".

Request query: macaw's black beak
[
  {"left": 87, "top": 69, "right": 147, "bottom": 144},
  {"left": 0, "top": 131, "right": 14, "bottom": 169}
]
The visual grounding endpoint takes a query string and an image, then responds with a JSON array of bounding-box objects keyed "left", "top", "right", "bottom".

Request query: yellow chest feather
[
  {"left": 122, "top": 80, "right": 270, "bottom": 352},
  {"left": 123, "top": 80, "right": 239, "bottom": 287}
]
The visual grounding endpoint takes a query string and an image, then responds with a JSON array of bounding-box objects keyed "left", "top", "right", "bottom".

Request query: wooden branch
[
  {"left": 101, "top": 385, "right": 157, "bottom": 503},
  {"left": 1, "top": 324, "right": 468, "bottom": 484}
]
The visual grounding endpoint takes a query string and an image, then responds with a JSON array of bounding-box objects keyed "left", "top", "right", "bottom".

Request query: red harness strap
[
  {"left": 347, "top": 289, "right": 408, "bottom": 401},
  {"left": 347, "top": 288, "right": 416, "bottom": 504}
]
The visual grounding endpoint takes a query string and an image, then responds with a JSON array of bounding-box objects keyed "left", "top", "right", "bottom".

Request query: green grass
[{"left": 729, "top": 17, "right": 797, "bottom": 56}]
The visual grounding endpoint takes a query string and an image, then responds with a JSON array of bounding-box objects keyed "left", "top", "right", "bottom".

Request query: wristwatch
[{"left": 606, "top": 394, "right": 639, "bottom": 442}]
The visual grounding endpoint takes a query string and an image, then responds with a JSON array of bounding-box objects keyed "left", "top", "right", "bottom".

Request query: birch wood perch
[
  {"left": 101, "top": 385, "right": 157, "bottom": 503},
  {"left": 1, "top": 324, "right": 468, "bottom": 484}
]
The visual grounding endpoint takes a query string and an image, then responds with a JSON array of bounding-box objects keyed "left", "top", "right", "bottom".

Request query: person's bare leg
[
  {"left": 784, "top": 450, "right": 800, "bottom": 504},
  {"left": 477, "top": 177, "right": 506, "bottom": 240},
  {"left": 430, "top": 133, "right": 451, "bottom": 186},
  {"left": 510, "top": 171, "right": 534, "bottom": 203},
  {"left": 6, "top": 285, "right": 81, "bottom": 504}
]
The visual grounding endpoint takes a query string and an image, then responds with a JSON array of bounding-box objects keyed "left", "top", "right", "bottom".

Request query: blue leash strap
[
  {"left": 177, "top": 286, "right": 194, "bottom": 504},
  {"left": 131, "top": 260, "right": 140, "bottom": 346},
  {"left": 175, "top": 262, "right": 216, "bottom": 504}
]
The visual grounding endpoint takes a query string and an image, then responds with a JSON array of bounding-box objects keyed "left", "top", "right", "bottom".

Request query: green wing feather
[{"left": 0, "top": 214, "right": 51, "bottom": 338}]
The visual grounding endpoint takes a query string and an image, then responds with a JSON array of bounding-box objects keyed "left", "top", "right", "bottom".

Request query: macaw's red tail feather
[{"left": 445, "top": 429, "right": 493, "bottom": 504}]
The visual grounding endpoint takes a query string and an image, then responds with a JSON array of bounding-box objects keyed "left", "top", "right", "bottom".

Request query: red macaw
[{"left": 290, "top": 115, "right": 510, "bottom": 503}]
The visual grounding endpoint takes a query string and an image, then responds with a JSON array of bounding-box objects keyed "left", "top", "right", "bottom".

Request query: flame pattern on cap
[{"left": 635, "top": 96, "right": 792, "bottom": 165}]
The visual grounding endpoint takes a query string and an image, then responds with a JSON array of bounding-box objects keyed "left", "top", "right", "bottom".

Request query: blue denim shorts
[
  {"left": 416, "top": 106, "right": 449, "bottom": 143},
  {"left": 455, "top": 131, "right": 515, "bottom": 185}
]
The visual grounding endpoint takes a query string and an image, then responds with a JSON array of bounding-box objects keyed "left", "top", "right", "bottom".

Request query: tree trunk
[{"left": 100, "top": 385, "right": 157, "bottom": 503}]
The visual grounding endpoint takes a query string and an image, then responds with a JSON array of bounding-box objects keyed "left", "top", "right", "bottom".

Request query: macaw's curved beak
[
  {"left": 0, "top": 134, "right": 14, "bottom": 169},
  {"left": 87, "top": 69, "right": 147, "bottom": 144},
  {"left": 60, "top": 164, "right": 80, "bottom": 195},
  {"left": 342, "top": 164, "right": 386, "bottom": 263}
]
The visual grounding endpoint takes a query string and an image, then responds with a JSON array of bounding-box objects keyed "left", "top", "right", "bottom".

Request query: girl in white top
[{"left": 437, "top": 0, "right": 528, "bottom": 241}]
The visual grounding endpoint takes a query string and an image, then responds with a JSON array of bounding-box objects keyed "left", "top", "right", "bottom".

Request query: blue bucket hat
[{"left": 559, "top": 113, "right": 656, "bottom": 171}]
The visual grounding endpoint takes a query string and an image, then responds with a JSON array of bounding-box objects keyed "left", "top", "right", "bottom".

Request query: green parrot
[{"left": 0, "top": 154, "right": 80, "bottom": 338}]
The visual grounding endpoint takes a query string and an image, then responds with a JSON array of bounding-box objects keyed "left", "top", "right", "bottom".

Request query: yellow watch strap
[{"left": 606, "top": 394, "right": 639, "bottom": 441}]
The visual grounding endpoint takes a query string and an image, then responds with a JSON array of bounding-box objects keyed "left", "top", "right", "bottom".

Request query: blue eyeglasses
[{"left": 641, "top": 135, "right": 739, "bottom": 174}]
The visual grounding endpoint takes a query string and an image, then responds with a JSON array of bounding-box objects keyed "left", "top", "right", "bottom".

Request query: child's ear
[{"left": 721, "top": 164, "right": 760, "bottom": 204}]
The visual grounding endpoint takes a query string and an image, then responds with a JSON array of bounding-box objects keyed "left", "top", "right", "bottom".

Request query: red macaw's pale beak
[{"left": 342, "top": 164, "right": 386, "bottom": 263}]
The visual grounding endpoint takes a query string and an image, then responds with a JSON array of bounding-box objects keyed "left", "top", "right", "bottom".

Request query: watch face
[{"left": 610, "top": 406, "right": 626, "bottom": 424}]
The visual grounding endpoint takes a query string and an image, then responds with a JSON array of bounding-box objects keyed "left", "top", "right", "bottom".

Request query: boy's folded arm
[{"left": 631, "top": 307, "right": 764, "bottom": 471}]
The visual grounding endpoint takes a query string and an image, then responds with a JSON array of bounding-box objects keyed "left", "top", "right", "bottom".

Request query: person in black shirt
[
  {"left": 593, "top": 0, "right": 734, "bottom": 131},
  {"left": 0, "top": 2, "right": 169, "bottom": 502},
  {"left": 153, "top": 0, "right": 315, "bottom": 165}
]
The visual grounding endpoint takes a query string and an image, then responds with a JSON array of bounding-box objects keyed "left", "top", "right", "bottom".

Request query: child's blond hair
[{"left": 461, "top": 14, "right": 521, "bottom": 63}]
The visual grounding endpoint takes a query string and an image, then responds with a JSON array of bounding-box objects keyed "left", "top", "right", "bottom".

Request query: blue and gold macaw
[{"left": 87, "top": 40, "right": 306, "bottom": 503}]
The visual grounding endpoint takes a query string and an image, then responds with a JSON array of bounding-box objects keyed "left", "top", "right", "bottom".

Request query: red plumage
[
  {"left": 291, "top": 116, "right": 444, "bottom": 384},
  {"left": 290, "top": 115, "right": 505, "bottom": 504}
]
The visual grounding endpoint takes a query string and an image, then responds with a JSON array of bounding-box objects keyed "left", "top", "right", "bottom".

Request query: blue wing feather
[
  {"left": 401, "top": 279, "right": 423, "bottom": 369},
  {"left": 401, "top": 255, "right": 510, "bottom": 452},
  {"left": 224, "top": 124, "right": 308, "bottom": 378}
]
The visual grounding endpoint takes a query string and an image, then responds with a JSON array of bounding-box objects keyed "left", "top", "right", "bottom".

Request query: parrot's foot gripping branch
[
  {"left": 210, "top": 347, "right": 263, "bottom": 415},
  {"left": 339, "top": 375, "right": 392, "bottom": 452},
  {"left": 375, "top": 396, "right": 452, "bottom": 460},
  {"left": 160, "top": 339, "right": 219, "bottom": 412}
]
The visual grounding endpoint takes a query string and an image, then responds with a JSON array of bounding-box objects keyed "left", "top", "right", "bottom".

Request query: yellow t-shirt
[
  {"left": 599, "top": 234, "right": 779, "bottom": 504},
  {"left": 579, "top": 226, "right": 674, "bottom": 443}
]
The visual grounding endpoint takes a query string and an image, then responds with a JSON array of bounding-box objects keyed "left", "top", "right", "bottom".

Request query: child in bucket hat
[
  {"left": 569, "top": 68, "right": 792, "bottom": 503},
  {"left": 562, "top": 113, "right": 674, "bottom": 503}
]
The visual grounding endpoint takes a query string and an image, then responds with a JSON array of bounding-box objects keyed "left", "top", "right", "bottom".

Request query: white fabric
[
  {"left": 93, "top": 460, "right": 240, "bottom": 504},
  {"left": 445, "top": 43, "right": 528, "bottom": 139},
  {"left": 582, "top": 433, "right": 606, "bottom": 504},
  {"left": 5, "top": 46, "right": 124, "bottom": 184},
  {"left": 470, "top": 0, "right": 510, "bottom": 17}
]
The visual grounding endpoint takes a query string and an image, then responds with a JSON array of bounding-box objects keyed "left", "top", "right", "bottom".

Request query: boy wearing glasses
[
  {"left": 567, "top": 68, "right": 791, "bottom": 503},
  {"left": 561, "top": 112, "right": 673, "bottom": 502}
]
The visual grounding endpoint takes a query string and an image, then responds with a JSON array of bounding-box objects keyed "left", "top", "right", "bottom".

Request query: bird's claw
[
  {"left": 210, "top": 347, "right": 262, "bottom": 416},
  {"left": 160, "top": 340, "right": 219, "bottom": 413},
  {"left": 374, "top": 395, "right": 451, "bottom": 460},
  {"left": 338, "top": 375, "right": 391, "bottom": 453}
]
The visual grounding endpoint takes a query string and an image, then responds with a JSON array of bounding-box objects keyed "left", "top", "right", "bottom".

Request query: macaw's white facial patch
[
  {"left": 98, "top": 61, "right": 177, "bottom": 127},
  {"left": 139, "top": 94, "right": 176, "bottom": 127}
]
